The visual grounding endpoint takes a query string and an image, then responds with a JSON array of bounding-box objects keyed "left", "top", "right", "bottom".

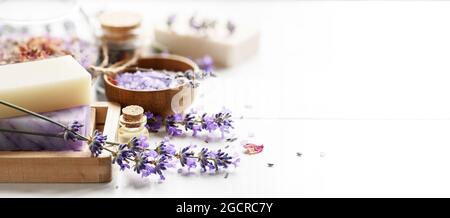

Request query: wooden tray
[{"left": 0, "top": 102, "right": 121, "bottom": 183}]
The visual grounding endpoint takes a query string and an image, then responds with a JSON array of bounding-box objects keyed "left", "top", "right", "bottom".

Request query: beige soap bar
[
  {"left": 0, "top": 56, "right": 91, "bottom": 119},
  {"left": 154, "top": 15, "right": 260, "bottom": 67}
]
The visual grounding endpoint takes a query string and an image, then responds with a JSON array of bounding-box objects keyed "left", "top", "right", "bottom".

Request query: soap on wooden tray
[
  {"left": 0, "top": 56, "right": 92, "bottom": 119},
  {"left": 0, "top": 106, "right": 90, "bottom": 151},
  {"left": 154, "top": 14, "right": 260, "bottom": 67}
]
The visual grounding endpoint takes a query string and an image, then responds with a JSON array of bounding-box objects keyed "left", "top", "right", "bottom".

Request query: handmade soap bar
[
  {"left": 0, "top": 106, "right": 90, "bottom": 151},
  {"left": 0, "top": 56, "right": 91, "bottom": 119},
  {"left": 154, "top": 15, "right": 260, "bottom": 67}
]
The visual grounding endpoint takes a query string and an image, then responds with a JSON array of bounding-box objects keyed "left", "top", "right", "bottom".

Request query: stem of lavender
[
  {"left": 0, "top": 100, "right": 90, "bottom": 141},
  {"left": 0, "top": 128, "right": 63, "bottom": 138}
]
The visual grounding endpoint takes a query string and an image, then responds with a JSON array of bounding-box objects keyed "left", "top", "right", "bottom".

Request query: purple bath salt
[
  {"left": 115, "top": 70, "right": 188, "bottom": 91},
  {"left": 0, "top": 105, "right": 90, "bottom": 151}
]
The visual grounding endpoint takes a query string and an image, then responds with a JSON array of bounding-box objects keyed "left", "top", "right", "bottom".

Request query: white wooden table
[{"left": 3, "top": 0, "right": 450, "bottom": 197}]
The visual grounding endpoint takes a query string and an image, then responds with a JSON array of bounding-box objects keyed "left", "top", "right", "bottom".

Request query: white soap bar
[
  {"left": 0, "top": 56, "right": 92, "bottom": 119},
  {"left": 154, "top": 15, "right": 260, "bottom": 67}
]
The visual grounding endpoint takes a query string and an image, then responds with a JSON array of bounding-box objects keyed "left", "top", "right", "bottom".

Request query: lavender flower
[
  {"left": 88, "top": 130, "right": 107, "bottom": 157},
  {"left": 183, "top": 112, "right": 201, "bottom": 136},
  {"left": 133, "top": 151, "right": 152, "bottom": 176},
  {"left": 198, "top": 148, "right": 215, "bottom": 172},
  {"left": 167, "top": 126, "right": 182, "bottom": 136},
  {"left": 145, "top": 155, "right": 171, "bottom": 180},
  {"left": 202, "top": 114, "right": 219, "bottom": 132},
  {"left": 178, "top": 145, "right": 197, "bottom": 170},
  {"left": 63, "top": 120, "right": 83, "bottom": 142},
  {"left": 211, "top": 149, "right": 233, "bottom": 170},
  {"left": 183, "top": 69, "right": 214, "bottom": 80},
  {"left": 155, "top": 137, "right": 176, "bottom": 156},
  {"left": 113, "top": 144, "right": 133, "bottom": 170},
  {"left": 195, "top": 55, "right": 214, "bottom": 74},
  {"left": 189, "top": 15, "right": 202, "bottom": 31},
  {"left": 214, "top": 108, "right": 234, "bottom": 138},
  {"left": 165, "top": 114, "right": 183, "bottom": 136},
  {"left": 128, "top": 136, "right": 149, "bottom": 152},
  {"left": 167, "top": 14, "right": 177, "bottom": 28},
  {"left": 194, "top": 147, "right": 239, "bottom": 173},
  {"left": 200, "top": 108, "right": 234, "bottom": 138},
  {"left": 227, "top": 20, "right": 236, "bottom": 35},
  {"left": 145, "top": 112, "right": 163, "bottom": 132}
]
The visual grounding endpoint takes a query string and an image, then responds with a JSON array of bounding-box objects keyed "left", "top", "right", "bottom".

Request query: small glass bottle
[{"left": 118, "top": 105, "right": 150, "bottom": 144}]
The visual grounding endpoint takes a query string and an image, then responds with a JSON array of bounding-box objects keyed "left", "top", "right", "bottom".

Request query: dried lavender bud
[{"left": 226, "top": 137, "right": 237, "bottom": 142}]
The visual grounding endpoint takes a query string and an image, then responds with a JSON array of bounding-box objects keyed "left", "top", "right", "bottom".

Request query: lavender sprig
[
  {"left": 227, "top": 20, "right": 236, "bottom": 35},
  {"left": 189, "top": 15, "right": 203, "bottom": 32},
  {"left": 177, "top": 146, "right": 239, "bottom": 173},
  {"left": 189, "top": 15, "right": 217, "bottom": 33},
  {"left": 195, "top": 55, "right": 214, "bottom": 76},
  {"left": 107, "top": 137, "right": 239, "bottom": 180},
  {"left": 146, "top": 108, "right": 234, "bottom": 138},
  {"left": 167, "top": 14, "right": 176, "bottom": 28}
]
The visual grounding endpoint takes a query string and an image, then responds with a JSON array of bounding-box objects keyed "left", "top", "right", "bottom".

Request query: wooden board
[{"left": 0, "top": 102, "right": 121, "bottom": 183}]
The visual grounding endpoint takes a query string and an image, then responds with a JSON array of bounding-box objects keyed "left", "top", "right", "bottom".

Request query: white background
[{"left": 3, "top": 0, "right": 450, "bottom": 197}]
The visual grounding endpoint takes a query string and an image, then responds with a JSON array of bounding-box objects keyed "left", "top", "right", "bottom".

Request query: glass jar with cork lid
[
  {"left": 98, "top": 11, "right": 142, "bottom": 65},
  {"left": 118, "top": 105, "right": 150, "bottom": 144}
]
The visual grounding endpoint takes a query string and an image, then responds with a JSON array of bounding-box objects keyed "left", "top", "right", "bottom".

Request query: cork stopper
[
  {"left": 99, "top": 11, "right": 142, "bottom": 42},
  {"left": 99, "top": 11, "right": 142, "bottom": 31},
  {"left": 120, "top": 105, "right": 145, "bottom": 128}
]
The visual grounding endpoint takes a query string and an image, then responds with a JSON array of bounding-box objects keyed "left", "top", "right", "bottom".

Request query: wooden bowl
[{"left": 104, "top": 54, "right": 199, "bottom": 117}]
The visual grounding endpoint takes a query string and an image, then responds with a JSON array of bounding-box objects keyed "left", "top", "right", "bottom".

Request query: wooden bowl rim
[{"left": 103, "top": 54, "right": 199, "bottom": 93}]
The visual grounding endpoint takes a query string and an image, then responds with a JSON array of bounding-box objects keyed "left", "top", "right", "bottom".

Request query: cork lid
[
  {"left": 122, "top": 105, "right": 144, "bottom": 121},
  {"left": 99, "top": 11, "right": 142, "bottom": 32}
]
